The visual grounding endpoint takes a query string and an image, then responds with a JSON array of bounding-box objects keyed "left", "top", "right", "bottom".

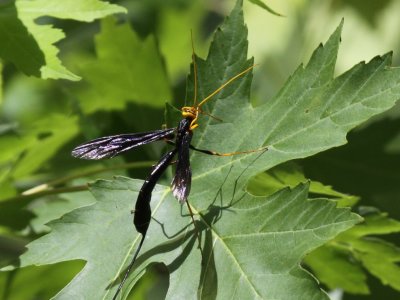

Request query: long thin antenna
[
  {"left": 197, "top": 64, "right": 257, "bottom": 108},
  {"left": 112, "top": 234, "right": 146, "bottom": 300},
  {"left": 191, "top": 30, "right": 198, "bottom": 106}
]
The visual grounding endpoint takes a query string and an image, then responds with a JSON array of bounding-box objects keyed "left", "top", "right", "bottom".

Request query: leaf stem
[
  {"left": 7, "top": 161, "right": 155, "bottom": 203},
  {"left": 5, "top": 185, "right": 89, "bottom": 202},
  {"left": 22, "top": 161, "right": 154, "bottom": 195}
]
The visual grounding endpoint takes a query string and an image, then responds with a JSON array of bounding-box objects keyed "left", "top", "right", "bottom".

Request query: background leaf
[
  {"left": 76, "top": 17, "right": 172, "bottom": 114},
  {"left": 305, "top": 211, "right": 400, "bottom": 294},
  {"left": 0, "top": 0, "right": 126, "bottom": 80},
  {"left": 0, "top": 114, "right": 79, "bottom": 181},
  {"left": 247, "top": 0, "right": 284, "bottom": 16},
  {"left": 247, "top": 162, "right": 360, "bottom": 207},
  {"left": 0, "top": 3, "right": 44, "bottom": 77}
]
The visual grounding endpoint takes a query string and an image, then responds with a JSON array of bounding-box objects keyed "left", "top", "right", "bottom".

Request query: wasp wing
[
  {"left": 172, "top": 131, "right": 192, "bottom": 203},
  {"left": 72, "top": 128, "right": 175, "bottom": 160}
]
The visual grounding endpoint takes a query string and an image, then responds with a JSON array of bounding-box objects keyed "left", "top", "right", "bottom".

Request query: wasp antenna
[
  {"left": 197, "top": 64, "right": 258, "bottom": 108},
  {"left": 191, "top": 30, "right": 198, "bottom": 106}
]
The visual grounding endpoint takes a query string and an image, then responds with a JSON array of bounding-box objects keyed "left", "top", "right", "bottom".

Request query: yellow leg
[{"left": 190, "top": 145, "right": 268, "bottom": 156}]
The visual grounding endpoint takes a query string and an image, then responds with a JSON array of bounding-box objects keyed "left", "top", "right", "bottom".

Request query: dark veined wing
[
  {"left": 172, "top": 130, "right": 192, "bottom": 203},
  {"left": 71, "top": 128, "right": 175, "bottom": 160}
]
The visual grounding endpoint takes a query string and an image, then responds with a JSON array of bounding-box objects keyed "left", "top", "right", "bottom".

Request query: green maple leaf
[
  {"left": 247, "top": 162, "right": 359, "bottom": 207},
  {"left": 305, "top": 210, "right": 400, "bottom": 294},
  {"left": 11, "top": 0, "right": 400, "bottom": 299},
  {"left": 0, "top": 0, "right": 126, "bottom": 80},
  {"left": 76, "top": 17, "right": 172, "bottom": 114},
  {"left": 14, "top": 178, "right": 359, "bottom": 300}
]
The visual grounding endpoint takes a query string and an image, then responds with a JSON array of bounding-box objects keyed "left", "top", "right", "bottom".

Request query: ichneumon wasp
[{"left": 71, "top": 37, "right": 268, "bottom": 299}]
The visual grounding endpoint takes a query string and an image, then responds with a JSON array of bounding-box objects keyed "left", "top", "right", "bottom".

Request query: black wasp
[{"left": 72, "top": 46, "right": 266, "bottom": 299}]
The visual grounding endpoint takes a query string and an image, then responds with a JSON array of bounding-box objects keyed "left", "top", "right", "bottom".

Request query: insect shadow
[
  {"left": 196, "top": 148, "right": 267, "bottom": 300},
  {"left": 109, "top": 149, "right": 265, "bottom": 298},
  {"left": 105, "top": 165, "right": 235, "bottom": 295}
]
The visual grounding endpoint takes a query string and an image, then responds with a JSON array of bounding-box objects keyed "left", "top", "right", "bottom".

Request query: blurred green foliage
[{"left": 0, "top": 0, "right": 399, "bottom": 299}]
